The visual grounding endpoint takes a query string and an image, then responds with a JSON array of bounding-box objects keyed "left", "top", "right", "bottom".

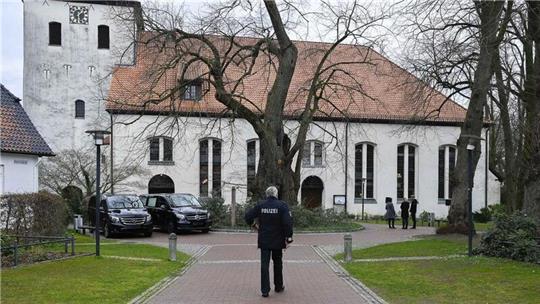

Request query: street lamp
[
  {"left": 361, "top": 177, "right": 367, "bottom": 221},
  {"left": 463, "top": 134, "right": 483, "bottom": 257},
  {"left": 86, "top": 130, "right": 111, "bottom": 257}
]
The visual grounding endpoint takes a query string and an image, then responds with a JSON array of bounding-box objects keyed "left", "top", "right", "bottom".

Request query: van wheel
[
  {"left": 167, "top": 221, "right": 176, "bottom": 234},
  {"left": 143, "top": 230, "right": 153, "bottom": 237},
  {"left": 104, "top": 224, "right": 112, "bottom": 238}
]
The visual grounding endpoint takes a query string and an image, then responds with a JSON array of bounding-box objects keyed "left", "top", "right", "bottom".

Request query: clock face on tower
[{"left": 69, "top": 6, "right": 89, "bottom": 25}]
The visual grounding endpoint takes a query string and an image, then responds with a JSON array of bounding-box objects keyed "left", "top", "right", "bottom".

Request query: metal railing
[{"left": 1, "top": 235, "right": 76, "bottom": 267}]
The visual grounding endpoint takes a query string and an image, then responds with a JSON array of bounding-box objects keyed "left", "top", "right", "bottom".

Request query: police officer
[{"left": 245, "top": 186, "right": 293, "bottom": 298}]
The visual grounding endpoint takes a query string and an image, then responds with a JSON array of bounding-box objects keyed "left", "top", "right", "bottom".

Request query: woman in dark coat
[{"left": 384, "top": 197, "right": 396, "bottom": 229}]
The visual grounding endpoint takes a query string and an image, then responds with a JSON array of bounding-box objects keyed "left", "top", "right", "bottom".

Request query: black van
[
  {"left": 87, "top": 194, "right": 153, "bottom": 238},
  {"left": 140, "top": 193, "right": 212, "bottom": 233}
]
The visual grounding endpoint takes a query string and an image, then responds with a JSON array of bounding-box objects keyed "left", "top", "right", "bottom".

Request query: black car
[
  {"left": 87, "top": 194, "right": 153, "bottom": 238},
  {"left": 140, "top": 193, "right": 212, "bottom": 233}
]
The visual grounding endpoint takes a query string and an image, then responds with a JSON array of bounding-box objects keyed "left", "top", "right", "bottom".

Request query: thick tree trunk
[
  {"left": 448, "top": 1, "right": 506, "bottom": 231},
  {"left": 523, "top": 1, "right": 540, "bottom": 223}
]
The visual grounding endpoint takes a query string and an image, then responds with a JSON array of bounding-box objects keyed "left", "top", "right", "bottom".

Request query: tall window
[
  {"left": 49, "top": 22, "right": 61, "bottom": 46},
  {"left": 97, "top": 25, "right": 110, "bottom": 49},
  {"left": 247, "top": 140, "right": 257, "bottom": 195},
  {"left": 438, "top": 145, "right": 457, "bottom": 201},
  {"left": 75, "top": 100, "right": 85, "bottom": 118},
  {"left": 355, "top": 143, "right": 375, "bottom": 200},
  {"left": 302, "top": 140, "right": 324, "bottom": 167},
  {"left": 199, "top": 138, "right": 222, "bottom": 198},
  {"left": 148, "top": 137, "right": 173, "bottom": 163},
  {"left": 397, "top": 144, "right": 417, "bottom": 199},
  {"left": 182, "top": 79, "right": 202, "bottom": 101},
  {"left": 199, "top": 140, "right": 209, "bottom": 197}
]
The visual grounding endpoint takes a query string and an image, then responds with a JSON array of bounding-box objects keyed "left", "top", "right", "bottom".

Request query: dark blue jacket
[{"left": 244, "top": 197, "right": 293, "bottom": 250}]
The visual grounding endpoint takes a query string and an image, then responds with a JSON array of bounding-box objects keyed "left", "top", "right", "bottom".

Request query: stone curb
[
  {"left": 211, "top": 226, "right": 365, "bottom": 234},
  {"left": 343, "top": 254, "right": 466, "bottom": 263},
  {"left": 312, "top": 245, "right": 387, "bottom": 304},
  {"left": 128, "top": 245, "right": 211, "bottom": 304}
]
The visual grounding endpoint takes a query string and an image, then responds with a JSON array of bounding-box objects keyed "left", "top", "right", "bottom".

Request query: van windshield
[
  {"left": 107, "top": 196, "right": 144, "bottom": 209},
  {"left": 169, "top": 194, "right": 201, "bottom": 208}
]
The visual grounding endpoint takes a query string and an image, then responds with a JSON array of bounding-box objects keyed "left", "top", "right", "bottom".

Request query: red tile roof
[
  {"left": 1, "top": 84, "right": 55, "bottom": 156},
  {"left": 107, "top": 33, "right": 466, "bottom": 124}
]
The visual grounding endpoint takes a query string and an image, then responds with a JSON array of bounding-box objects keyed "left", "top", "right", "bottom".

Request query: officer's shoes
[
  {"left": 262, "top": 293, "right": 269, "bottom": 298},
  {"left": 275, "top": 286, "right": 285, "bottom": 293}
]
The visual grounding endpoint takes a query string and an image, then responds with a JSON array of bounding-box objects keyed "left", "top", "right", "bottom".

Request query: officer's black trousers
[{"left": 260, "top": 249, "right": 283, "bottom": 294}]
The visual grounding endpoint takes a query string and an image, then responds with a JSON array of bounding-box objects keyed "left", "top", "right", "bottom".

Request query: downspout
[
  {"left": 485, "top": 127, "right": 489, "bottom": 208},
  {"left": 344, "top": 121, "right": 349, "bottom": 214},
  {"left": 110, "top": 113, "right": 114, "bottom": 194}
]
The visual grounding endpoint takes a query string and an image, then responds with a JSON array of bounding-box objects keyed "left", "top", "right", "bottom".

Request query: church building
[{"left": 22, "top": 0, "right": 500, "bottom": 218}]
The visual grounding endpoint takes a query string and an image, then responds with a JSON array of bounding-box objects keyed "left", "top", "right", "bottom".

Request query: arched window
[
  {"left": 438, "top": 145, "right": 457, "bottom": 202},
  {"left": 302, "top": 140, "right": 324, "bottom": 167},
  {"left": 247, "top": 139, "right": 258, "bottom": 194},
  {"left": 355, "top": 142, "right": 376, "bottom": 201},
  {"left": 97, "top": 25, "right": 110, "bottom": 49},
  {"left": 148, "top": 137, "right": 174, "bottom": 164},
  {"left": 199, "top": 138, "right": 222, "bottom": 198},
  {"left": 75, "top": 100, "right": 85, "bottom": 118},
  {"left": 397, "top": 144, "right": 417, "bottom": 200},
  {"left": 49, "top": 22, "right": 61, "bottom": 46}
]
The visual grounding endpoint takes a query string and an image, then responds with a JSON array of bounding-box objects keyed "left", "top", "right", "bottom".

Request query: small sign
[{"left": 333, "top": 195, "right": 346, "bottom": 205}]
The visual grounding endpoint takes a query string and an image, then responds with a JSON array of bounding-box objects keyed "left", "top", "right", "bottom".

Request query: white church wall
[
  {"left": 23, "top": 0, "right": 136, "bottom": 152},
  {"left": 112, "top": 114, "right": 499, "bottom": 218}
]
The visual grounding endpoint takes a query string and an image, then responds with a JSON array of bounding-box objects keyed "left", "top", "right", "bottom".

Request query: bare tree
[
  {"left": 109, "top": 0, "right": 399, "bottom": 204},
  {"left": 401, "top": 0, "right": 512, "bottom": 231},
  {"left": 39, "top": 148, "right": 148, "bottom": 197}
]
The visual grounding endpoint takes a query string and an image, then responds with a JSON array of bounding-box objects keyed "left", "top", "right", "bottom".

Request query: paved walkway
[{"left": 124, "top": 224, "right": 434, "bottom": 304}]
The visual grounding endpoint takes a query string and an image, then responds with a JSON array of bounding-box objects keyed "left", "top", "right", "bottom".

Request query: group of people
[{"left": 384, "top": 196, "right": 418, "bottom": 229}]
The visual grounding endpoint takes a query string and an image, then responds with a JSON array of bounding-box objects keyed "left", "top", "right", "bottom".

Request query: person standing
[
  {"left": 245, "top": 186, "right": 293, "bottom": 298},
  {"left": 410, "top": 196, "right": 418, "bottom": 229},
  {"left": 384, "top": 197, "right": 396, "bottom": 229},
  {"left": 400, "top": 198, "right": 410, "bottom": 229}
]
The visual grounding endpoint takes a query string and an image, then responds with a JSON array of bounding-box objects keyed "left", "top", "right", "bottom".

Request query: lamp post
[
  {"left": 466, "top": 143, "right": 474, "bottom": 257},
  {"left": 463, "top": 135, "right": 483, "bottom": 257},
  {"left": 86, "top": 130, "right": 111, "bottom": 257},
  {"left": 361, "top": 177, "right": 367, "bottom": 221}
]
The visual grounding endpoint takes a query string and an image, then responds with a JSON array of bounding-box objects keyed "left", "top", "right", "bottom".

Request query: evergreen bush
[{"left": 473, "top": 212, "right": 540, "bottom": 263}]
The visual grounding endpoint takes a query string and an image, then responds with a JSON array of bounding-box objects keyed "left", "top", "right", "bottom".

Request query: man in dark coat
[
  {"left": 245, "top": 186, "right": 293, "bottom": 298},
  {"left": 410, "top": 196, "right": 419, "bottom": 229},
  {"left": 400, "top": 198, "right": 410, "bottom": 229}
]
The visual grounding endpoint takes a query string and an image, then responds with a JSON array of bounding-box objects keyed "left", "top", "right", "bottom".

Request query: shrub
[
  {"left": 200, "top": 197, "right": 227, "bottom": 226},
  {"left": 0, "top": 192, "right": 69, "bottom": 236},
  {"left": 419, "top": 211, "right": 431, "bottom": 223},
  {"left": 473, "top": 207, "right": 492, "bottom": 223},
  {"left": 473, "top": 212, "right": 540, "bottom": 263}
]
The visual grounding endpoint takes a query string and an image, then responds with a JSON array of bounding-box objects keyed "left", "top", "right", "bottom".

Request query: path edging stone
[
  {"left": 128, "top": 245, "right": 210, "bottom": 304},
  {"left": 312, "top": 245, "right": 387, "bottom": 304}
]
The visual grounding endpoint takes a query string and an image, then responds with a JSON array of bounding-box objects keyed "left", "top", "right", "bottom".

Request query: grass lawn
[
  {"left": 344, "top": 257, "right": 540, "bottom": 304},
  {"left": 1, "top": 234, "right": 190, "bottom": 304},
  {"left": 339, "top": 236, "right": 540, "bottom": 304},
  {"left": 335, "top": 236, "right": 471, "bottom": 260}
]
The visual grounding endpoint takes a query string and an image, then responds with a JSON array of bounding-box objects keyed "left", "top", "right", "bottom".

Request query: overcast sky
[{"left": 1, "top": 0, "right": 24, "bottom": 97}]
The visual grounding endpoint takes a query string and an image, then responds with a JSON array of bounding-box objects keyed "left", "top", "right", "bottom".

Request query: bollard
[
  {"left": 344, "top": 233, "right": 353, "bottom": 263},
  {"left": 71, "top": 235, "right": 75, "bottom": 256},
  {"left": 169, "top": 233, "right": 177, "bottom": 261}
]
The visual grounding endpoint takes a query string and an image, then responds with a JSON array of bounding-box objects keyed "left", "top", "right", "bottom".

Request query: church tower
[{"left": 23, "top": 0, "right": 140, "bottom": 151}]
